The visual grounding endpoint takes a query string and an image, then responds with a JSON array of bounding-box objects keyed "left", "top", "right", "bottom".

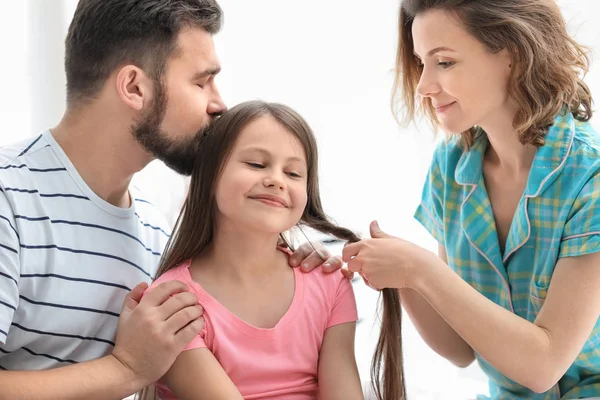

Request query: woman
[{"left": 342, "top": 0, "right": 600, "bottom": 399}]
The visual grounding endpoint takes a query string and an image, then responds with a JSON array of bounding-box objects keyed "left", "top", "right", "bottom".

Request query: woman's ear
[{"left": 501, "top": 48, "right": 514, "bottom": 73}]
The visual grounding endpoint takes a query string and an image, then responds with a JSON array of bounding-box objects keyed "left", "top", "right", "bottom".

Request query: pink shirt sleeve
[
  {"left": 327, "top": 275, "right": 358, "bottom": 328},
  {"left": 183, "top": 327, "right": 208, "bottom": 351}
]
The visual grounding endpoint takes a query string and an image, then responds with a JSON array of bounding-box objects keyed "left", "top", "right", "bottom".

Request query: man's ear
[{"left": 115, "top": 65, "right": 153, "bottom": 111}]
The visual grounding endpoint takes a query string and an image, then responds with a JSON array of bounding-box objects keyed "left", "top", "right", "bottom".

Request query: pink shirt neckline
[{"left": 177, "top": 257, "right": 305, "bottom": 338}]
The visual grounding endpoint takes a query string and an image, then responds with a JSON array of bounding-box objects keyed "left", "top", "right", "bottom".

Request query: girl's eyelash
[{"left": 245, "top": 161, "right": 303, "bottom": 178}]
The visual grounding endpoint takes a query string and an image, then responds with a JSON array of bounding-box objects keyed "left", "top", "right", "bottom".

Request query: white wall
[{"left": 2, "top": 1, "right": 600, "bottom": 398}]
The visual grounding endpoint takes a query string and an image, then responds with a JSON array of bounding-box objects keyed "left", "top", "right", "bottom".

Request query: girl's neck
[{"left": 198, "top": 220, "right": 285, "bottom": 282}]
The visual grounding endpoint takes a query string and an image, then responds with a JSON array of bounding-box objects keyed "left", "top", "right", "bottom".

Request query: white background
[{"left": 1, "top": 1, "right": 599, "bottom": 398}]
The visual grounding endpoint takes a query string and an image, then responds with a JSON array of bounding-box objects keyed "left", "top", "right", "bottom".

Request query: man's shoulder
[
  {"left": 0, "top": 132, "right": 51, "bottom": 163},
  {"left": 0, "top": 132, "right": 58, "bottom": 185},
  {"left": 129, "top": 186, "right": 173, "bottom": 237}
]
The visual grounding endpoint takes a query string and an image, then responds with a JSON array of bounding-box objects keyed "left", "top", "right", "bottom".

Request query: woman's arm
[
  {"left": 344, "top": 222, "right": 600, "bottom": 393},
  {"left": 317, "top": 322, "right": 364, "bottom": 400},
  {"left": 161, "top": 348, "right": 243, "bottom": 400},
  {"left": 399, "top": 245, "right": 475, "bottom": 367},
  {"left": 414, "top": 250, "right": 600, "bottom": 393}
]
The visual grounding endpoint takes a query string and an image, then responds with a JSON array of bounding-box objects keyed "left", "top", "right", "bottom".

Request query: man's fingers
[
  {"left": 297, "top": 250, "right": 325, "bottom": 271},
  {"left": 174, "top": 316, "right": 206, "bottom": 348},
  {"left": 311, "top": 242, "right": 331, "bottom": 261},
  {"left": 121, "top": 282, "right": 149, "bottom": 314},
  {"left": 159, "top": 292, "right": 200, "bottom": 321},
  {"left": 142, "top": 280, "right": 190, "bottom": 307},
  {"left": 321, "top": 255, "right": 343, "bottom": 273},
  {"left": 167, "top": 304, "right": 204, "bottom": 335},
  {"left": 289, "top": 242, "right": 314, "bottom": 267}
]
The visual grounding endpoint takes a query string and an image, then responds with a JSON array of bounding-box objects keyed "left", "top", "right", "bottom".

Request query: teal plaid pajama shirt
[{"left": 415, "top": 111, "right": 600, "bottom": 399}]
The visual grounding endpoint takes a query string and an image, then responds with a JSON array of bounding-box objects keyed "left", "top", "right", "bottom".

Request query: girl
[
  {"left": 139, "top": 101, "right": 405, "bottom": 400},
  {"left": 343, "top": 0, "right": 600, "bottom": 399}
]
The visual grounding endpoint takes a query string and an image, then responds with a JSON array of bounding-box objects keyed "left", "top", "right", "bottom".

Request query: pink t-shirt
[{"left": 150, "top": 256, "right": 358, "bottom": 400}]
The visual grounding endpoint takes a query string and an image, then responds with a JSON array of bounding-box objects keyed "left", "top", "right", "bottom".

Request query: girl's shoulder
[
  {"left": 300, "top": 266, "right": 353, "bottom": 306},
  {"left": 149, "top": 260, "right": 193, "bottom": 289}
]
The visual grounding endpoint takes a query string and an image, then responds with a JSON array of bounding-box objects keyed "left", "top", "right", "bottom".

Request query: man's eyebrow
[{"left": 192, "top": 66, "right": 221, "bottom": 80}]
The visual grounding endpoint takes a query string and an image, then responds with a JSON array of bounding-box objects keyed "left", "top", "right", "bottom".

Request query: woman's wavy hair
[{"left": 394, "top": 0, "right": 593, "bottom": 148}]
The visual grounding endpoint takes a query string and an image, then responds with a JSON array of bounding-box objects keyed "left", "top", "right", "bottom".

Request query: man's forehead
[{"left": 173, "top": 27, "right": 219, "bottom": 64}]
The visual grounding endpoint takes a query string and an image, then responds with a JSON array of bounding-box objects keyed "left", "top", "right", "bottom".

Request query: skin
[
  {"left": 163, "top": 117, "right": 362, "bottom": 399},
  {"left": 324, "top": 9, "right": 600, "bottom": 394},
  {"left": 0, "top": 26, "right": 341, "bottom": 399}
]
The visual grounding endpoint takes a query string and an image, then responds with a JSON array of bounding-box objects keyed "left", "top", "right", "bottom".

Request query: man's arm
[
  {"left": 0, "top": 354, "right": 141, "bottom": 400},
  {"left": 0, "top": 281, "right": 205, "bottom": 400}
]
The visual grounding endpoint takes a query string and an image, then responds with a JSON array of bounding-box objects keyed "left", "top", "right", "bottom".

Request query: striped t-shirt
[{"left": 0, "top": 131, "right": 171, "bottom": 370}]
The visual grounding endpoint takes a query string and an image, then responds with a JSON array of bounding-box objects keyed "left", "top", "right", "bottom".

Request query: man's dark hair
[{"left": 65, "top": 0, "right": 223, "bottom": 106}]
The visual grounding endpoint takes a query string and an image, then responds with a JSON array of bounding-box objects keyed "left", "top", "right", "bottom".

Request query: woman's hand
[{"left": 342, "top": 221, "right": 434, "bottom": 290}]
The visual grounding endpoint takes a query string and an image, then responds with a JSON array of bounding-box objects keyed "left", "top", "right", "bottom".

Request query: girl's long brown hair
[
  {"left": 394, "top": 0, "right": 593, "bottom": 149},
  {"left": 138, "top": 100, "right": 405, "bottom": 400}
]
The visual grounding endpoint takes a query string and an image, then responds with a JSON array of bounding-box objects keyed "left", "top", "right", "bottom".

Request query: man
[{"left": 0, "top": 1, "right": 340, "bottom": 399}]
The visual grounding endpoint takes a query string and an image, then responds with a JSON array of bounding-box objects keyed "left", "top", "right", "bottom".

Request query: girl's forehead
[{"left": 233, "top": 117, "right": 307, "bottom": 160}]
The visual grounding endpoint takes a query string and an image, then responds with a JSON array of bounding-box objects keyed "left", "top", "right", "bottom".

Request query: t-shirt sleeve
[
  {"left": 182, "top": 327, "right": 208, "bottom": 351},
  {"left": 414, "top": 145, "right": 445, "bottom": 244},
  {"left": 327, "top": 274, "right": 358, "bottom": 328},
  {"left": 560, "top": 174, "right": 600, "bottom": 257},
  {"left": 0, "top": 187, "right": 20, "bottom": 345}
]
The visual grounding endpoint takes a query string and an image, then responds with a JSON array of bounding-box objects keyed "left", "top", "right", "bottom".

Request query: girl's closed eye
[
  {"left": 245, "top": 162, "right": 265, "bottom": 169},
  {"left": 286, "top": 171, "right": 303, "bottom": 179}
]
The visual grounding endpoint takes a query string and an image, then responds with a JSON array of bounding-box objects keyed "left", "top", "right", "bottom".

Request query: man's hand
[
  {"left": 288, "top": 241, "right": 352, "bottom": 278},
  {"left": 111, "top": 280, "right": 205, "bottom": 387}
]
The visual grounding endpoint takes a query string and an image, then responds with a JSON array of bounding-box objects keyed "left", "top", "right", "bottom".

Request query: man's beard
[{"left": 132, "top": 81, "right": 211, "bottom": 176}]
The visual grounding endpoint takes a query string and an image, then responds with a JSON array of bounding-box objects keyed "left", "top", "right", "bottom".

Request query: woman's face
[{"left": 412, "top": 9, "right": 513, "bottom": 134}]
